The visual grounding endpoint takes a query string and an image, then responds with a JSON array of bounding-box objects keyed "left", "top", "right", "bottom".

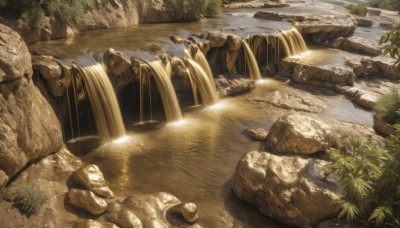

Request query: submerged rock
[
  {"left": 233, "top": 151, "right": 341, "bottom": 227},
  {"left": 247, "top": 128, "right": 268, "bottom": 141},
  {"left": 267, "top": 113, "right": 336, "bottom": 155},
  {"left": 68, "top": 188, "right": 108, "bottom": 215}
]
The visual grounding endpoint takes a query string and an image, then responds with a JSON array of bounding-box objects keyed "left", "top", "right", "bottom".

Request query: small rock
[
  {"left": 68, "top": 188, "right": 108, "bottom": 215},
  {"left": 107, "top": 209, "right": 143, "bottom": 228},
  {"left": 367, "top": 8, "right": 381, "bottom": 16},
  {"left": 169, "top": 202, "right": 200, "bottom": 224},
  {"left": 247, "top": 128, "right": 268, "bottom": 141},
  {"left": 227, "top": 35, "right": 242, "bottom": 51},
  {"left": 104, "top": 48, "right": 131, "bottom": 76},
  {"left": 208, "top": 32, "right": 227, "bottom": 48},
  {"left": 356, "top": 18, "right": 373, "bottom": 27}
]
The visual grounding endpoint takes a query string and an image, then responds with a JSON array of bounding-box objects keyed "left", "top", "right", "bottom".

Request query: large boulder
[
  {"left": 0, "top": 24, "right": 32, "bottom": 82},
  {"left": 0, "top": 24, "right": 63, "bottom": 178},
  {"left": 233, "top": 151, "right": 341, "bottom": 227},
  {"left": 68, "top": 188, "right": 108, "bottom": 215},
  {"left": 267, "top": 113, "right": 336, "bottom": 155},
  {"left": 339, "top": 37, "right": 382, "bottom": 56}
]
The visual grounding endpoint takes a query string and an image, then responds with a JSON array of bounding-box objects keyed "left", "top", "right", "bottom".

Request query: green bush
[
  {"left": 165, "top": 0, "right": 221, "bottom": 20},
  {"left": 5, "top": 181, "right": 49, "bottom": 216},
  {"left": 380, "top": 24, "right": 400, "bottom": 68},
  {"left": 326, "top": 136, "right": 400, "bottom": 226},
  {"left": 368, "top": 0, "right": 400, "bottom": 11},
  {"left": 345, "top": 4, "right": 368, "bottom": 16},
  {"left": 374, "top": 89, "right": 400, "bottom": 125},
  {"left": 203, "top": 0, "right": 222, "bottom": 17},
  {"left": 0, "top": 0, "right": 94, "bottom": 31}
]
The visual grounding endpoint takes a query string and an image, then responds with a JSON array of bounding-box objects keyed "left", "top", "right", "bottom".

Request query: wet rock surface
[
  {"left": 280, "top": 58, "right": 356, "bottom": 87},
  {"left": 32, "top": 55, "right": 64, "bottom": 97},
  {"left": 233, "top": 151, "right": 341, "bottom": 227},
  {"left": 73, "top": 164, "right": 115, "bottom": 199},
  {"left": 68, "top": 188, "right": 108, "bottom": 215},
  {"left": 224, "top": 0, "right": 289, "bottom": 9},
  {"left": 215, "top": 75, "right": 255, "bottom": 97},
  {"left": 267, "top": 113, "right": 336, "bottom": 155},
  {"left": 0, "top": 24, "right": 32, "bottom": 82},
  {"left": 247, "top": 128, "right": 269, "bottom": 141}
]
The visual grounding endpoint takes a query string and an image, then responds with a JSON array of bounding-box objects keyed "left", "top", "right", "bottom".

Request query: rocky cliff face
[
  {"left": 0, "top": 24, "right": 63, "bottom": 181},
  {"left": 0, "top": 0, "right": 195, "bottom": 44}
]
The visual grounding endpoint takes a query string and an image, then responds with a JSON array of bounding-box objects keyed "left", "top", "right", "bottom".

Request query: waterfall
[
  {"left": 78, "top": 63, "right": 126, "bottom": 140},
  {"left": 185, "top": 59, "right": 219, "bottom": 106},
  {"left": 193, "top": 49, "right": 216, "bottom": 90},
  {"left": 277, "top": 28, "right": 308, "bottom": 57},
  {"left": 146, "top": 60, "right": 183, "bottom": 122},
  {"left": 139, "top": 63, "right": 153, "bottom": 122},
  {"left": 242, "top": 39, "right": 262, "bottom": 81}
]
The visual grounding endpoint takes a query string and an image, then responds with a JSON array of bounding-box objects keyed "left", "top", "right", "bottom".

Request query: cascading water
[
  {"left": 145, "top": 60, "right": 183, "bottom": 122},
  {"left": 185, "top": 46, "right": 219, "bottom": 106},
  {"left": 78, "top": 63, "right": 126, "bottom": 139},
  {"left": 276, "top": 28, "right": 308, "bottom": 57},
  {"left": 242, "top": 39, "right": 262, "bottom": 81},
  {"left": 185, "top": 59, "right": 219, "bottom": 106}
]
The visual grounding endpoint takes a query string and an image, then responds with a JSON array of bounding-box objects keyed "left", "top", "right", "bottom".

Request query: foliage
[
  {"left": 5, "top": 181, "right": 49, "bottom": 216},
  {"left": 368, "top": 0, "right": 400, "bottom": 11},
  {"left": 165, "top": 0, "right": 221, "bottom": 19},
  {"left": 345, "top": 4, "right": 368, "bottom": 16},
  {"left": 380, "top": 24, "right": 400, "bottom": 68},
  {"left": 47, "top": 0, "right": 94, "bottom": 25},
  {"left": 222, "top": 0, "right": 251, "bottom": 4},
  {"left": 203, "top": 0, "right": 222, "bottom": 17},
  {"left": 374, "top": 89, "right": 400, "bottom": 125},
  {"left": 0, "top": 0, "right": 94, "bottom": 31},
  {"left": 326, "top": 136, "right": 400, "bottom": 226}
]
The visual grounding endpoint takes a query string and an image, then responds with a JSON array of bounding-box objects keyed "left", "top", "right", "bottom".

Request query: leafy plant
[
  {"left": 380, "top": 24, "right": 400, "bottom": 68},
  {"left": 345, "top": 4, "right": 368, "bottom": 16},
  {"left": 165, "top": 0, "right": 221, "bottom": 20},
  {"left": 326, "top": 136, "right": 400, "bottom": 226},
  {"left": 374, "top": 89, "right": 400, "bottom": 125},
  {"left": 5, "top": 181, "right": 49, "bottom": 216},
  {"left": 368, "top": 0, "right": 400, "bottom": 11},
  {"left": 203, "top": 0, "right": 222, "bottom": 17},
  {"left": 0, "top": 0, "right": 94, "bottom": 31}
]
